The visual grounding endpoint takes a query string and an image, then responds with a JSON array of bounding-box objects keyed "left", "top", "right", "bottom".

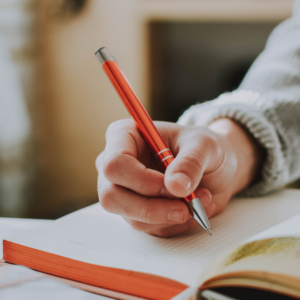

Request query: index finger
[
  {"left": 104, "top": 119, "right": 145, "bottom": 160},
  {"left": 98, "top": 119, "right": 173, "bottom": 198}
]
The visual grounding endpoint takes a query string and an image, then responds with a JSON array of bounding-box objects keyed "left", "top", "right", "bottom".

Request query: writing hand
[{"left": 96, "top": 118, "right": 262, "bottom": 237}]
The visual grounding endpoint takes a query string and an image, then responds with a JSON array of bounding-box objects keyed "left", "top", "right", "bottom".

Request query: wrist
[{"left": 208, "top": 118, "right": 264, "bottom": 195}]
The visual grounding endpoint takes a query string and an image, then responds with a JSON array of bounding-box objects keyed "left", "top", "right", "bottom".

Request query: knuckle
[
  {"left": 95, "top": 152, "right": 104, "bottom": 171},
  {"left": 99, "top": 185, "right": 115, "bottom": 212},
  {"left": 136, "top": 177, "right": 154, "bottom": 197},
  {"left": 206, "top": 138, "right": 225, "bottom": 172},
  {"left": 103, "top": 155, "right": 121, "bottom": 180},
  {"left": 181, "top": 152, "right": 204, "bottom": 171},
  {"left": 130, "top": 220, "right": 147, "bottom": 232},
  {"left": 142, "top": 201, "right": 158, "bottom": 224},
  {"left": 106, "top": 120, "right": 123, "bottom": 134},
  {"left": 136, "top": 178, "right": 146, "bottom": 195},
  {"left": 106, "top": 119, "right": 133, "bottom": 137},
  {"left": 202, "top": 135, "right": 218, "bottom": 154}
]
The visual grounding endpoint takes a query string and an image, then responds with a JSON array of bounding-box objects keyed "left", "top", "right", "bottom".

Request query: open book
[{"left": 3, "top": 189, "right": 300, "bottom": 300}]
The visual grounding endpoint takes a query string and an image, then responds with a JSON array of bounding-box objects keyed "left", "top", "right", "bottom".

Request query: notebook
[{"left": 3, "top": 189, "right": 300, "bottom": 300}]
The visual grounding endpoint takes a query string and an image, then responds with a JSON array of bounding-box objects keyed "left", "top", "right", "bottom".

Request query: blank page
[
  {"left": 5, "top": 189, "right": 300, "bottom": 286},
  {"left": 247, "top": 213, "right": 300, "bottom": 242}
]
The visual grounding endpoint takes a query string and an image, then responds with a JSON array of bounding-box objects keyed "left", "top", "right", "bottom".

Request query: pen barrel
[
  {"left": 102, "top": 60, "right": 193, "bottom": 203},
  {"left": 102, "top": 61, "right": 174, "bottom": 163}
]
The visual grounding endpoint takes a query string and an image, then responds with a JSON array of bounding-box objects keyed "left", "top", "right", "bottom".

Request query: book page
[
  {"left": 0, "top": 218, "right": 50, "bottom": 257},
  {"left": 198, "top": 221, "right": 300, "bottom": 297},
  {"left": 5, "top": 189, "right": 300, "bottom": 287},
  {"left": 0, "top": 219, "right": 51, "bottom": 289},
  {"left": 208, "top": 215, "right": 300, "bottom": 281},
  {"left": 246, "top": 213, "right": 300, "bottom": 242}
]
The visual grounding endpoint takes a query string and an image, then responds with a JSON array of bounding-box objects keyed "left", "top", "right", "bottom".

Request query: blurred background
[{"left": 0, "top": 0, "right": 294, "bottom": 219}]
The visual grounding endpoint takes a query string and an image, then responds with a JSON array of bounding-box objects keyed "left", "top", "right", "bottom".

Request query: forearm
[
  {"left": 237, "top": 3, "right": 300, "bottom": 185},
  {"left": 178, "top": 2, "right": 300, "bottom": 195}
]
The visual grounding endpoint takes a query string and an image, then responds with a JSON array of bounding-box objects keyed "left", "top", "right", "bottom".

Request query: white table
[{"left": 0, "top": 218, "right": 110, "bottom": 300}]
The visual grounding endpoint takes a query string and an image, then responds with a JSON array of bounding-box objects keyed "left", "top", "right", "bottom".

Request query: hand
[{"left": 96, "top": 118, "right": 263, "bottom": 237}]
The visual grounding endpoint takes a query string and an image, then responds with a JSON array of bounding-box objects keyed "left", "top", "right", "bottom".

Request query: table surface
[{"left": 0, "top": 218, "right": 109, "bottom": 300}]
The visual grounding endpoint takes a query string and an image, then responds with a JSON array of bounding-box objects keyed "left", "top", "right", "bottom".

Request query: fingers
[
  {"left": 165, "top": 131, "right": 222, "bottom": 198},
  {"left": 97, "top": 119, "right": 174, "bottom": 198},
  {"left": 146, "top": 219, "right": 199, "bottom": 238},
  {"left": 98, "top": 178, "right": 191, "bottom": 225},
  {"left": 123, "top": 217, "right": 187, "bottom": 233},
  {"left": 97, "top": 151, "right": 190, "bottom": 225},
  {"left": 128, "top": 218, "right": 199, "bottom": 238},
  {"left": 124, "top": 191, "right": 216, "bottom": 237},
  {"left": 103, "top": 119, "right": 143, "bottom": 162},
  {"left": 103, "top": 153, "right": 173, "bottom": 198},
  {"left": 96, "top": 120, "right": 232, "bottom": 237},
  {"left": 193, "top": 187, "right": 215, "bottom": 216},
  {"left": 98, "top": 164, "right": 215, "bottom": 237}
]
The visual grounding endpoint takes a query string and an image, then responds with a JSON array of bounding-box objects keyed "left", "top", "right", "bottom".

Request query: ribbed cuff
[{"left": 178, "top": 90, "right": 286, "bottom": 196}]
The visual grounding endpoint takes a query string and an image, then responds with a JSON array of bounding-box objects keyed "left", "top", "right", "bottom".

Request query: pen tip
[{"left": 207, "top": 229, "right": 212, "bottom": 236}]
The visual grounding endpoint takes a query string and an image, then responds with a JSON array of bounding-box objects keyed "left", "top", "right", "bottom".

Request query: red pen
[{"left": 95, "top": 47, "right": 211, "bottom": 235}]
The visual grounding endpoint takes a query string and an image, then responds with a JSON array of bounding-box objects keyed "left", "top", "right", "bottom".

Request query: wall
[{"left": 34, "top": 0, "right": 293, "bottom": 218}]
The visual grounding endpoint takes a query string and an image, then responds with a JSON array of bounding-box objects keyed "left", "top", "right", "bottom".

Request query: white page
[
  {"left": 0, "top": 218, "right": 50, "bottom": 257},
  {"left": 246, "top": 213, "right": 300, "bottom": 243},
  {"left": 0, "top": 219, "right": 52, "bottom": 291},
  {"left": 5, "top": 189, "right": 300, "bottom": 287}
]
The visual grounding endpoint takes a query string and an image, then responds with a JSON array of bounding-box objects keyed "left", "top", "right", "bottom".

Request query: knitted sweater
[{"left": 178, "top": 1, "right": 300, "bottom": 196}]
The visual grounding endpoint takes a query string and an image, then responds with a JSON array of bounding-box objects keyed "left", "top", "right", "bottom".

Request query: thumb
[{"left": 164, "top": 136, "right": 218, "bottom": 197}]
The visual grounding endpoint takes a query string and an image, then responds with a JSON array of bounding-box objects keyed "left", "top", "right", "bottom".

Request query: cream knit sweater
[{"left": 178, "top": 1, "right": 300, "bottom": 196}]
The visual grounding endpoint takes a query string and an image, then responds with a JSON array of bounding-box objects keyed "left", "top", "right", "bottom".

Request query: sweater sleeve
[{"left": 178, "top": 1, "right": 300, "bottom": 196}]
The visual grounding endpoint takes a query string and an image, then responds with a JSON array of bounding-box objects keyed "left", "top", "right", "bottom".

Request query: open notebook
[{"left": 3, "top": 189, "right": 300, "bottom": 299}]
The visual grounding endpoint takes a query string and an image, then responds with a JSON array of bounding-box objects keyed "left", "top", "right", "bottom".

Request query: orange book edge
[{"left": 3, "top": 240, "right": 188, "bottom": 300}]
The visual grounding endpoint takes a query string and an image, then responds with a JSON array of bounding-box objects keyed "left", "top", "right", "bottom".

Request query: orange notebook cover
[{"left": 4, "top": 190, "right": 300, "bottom": 300}]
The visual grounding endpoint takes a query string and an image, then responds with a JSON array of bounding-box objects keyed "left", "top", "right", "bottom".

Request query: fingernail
[
  {"left": 171, "top": 173, "right": 191, "bottom": 190},
  {"left": 168, "top": 209, "right": 184, "bottom": 223},
  {"left": 197, "top": 192, "right": 211, "bottom": 208}
]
